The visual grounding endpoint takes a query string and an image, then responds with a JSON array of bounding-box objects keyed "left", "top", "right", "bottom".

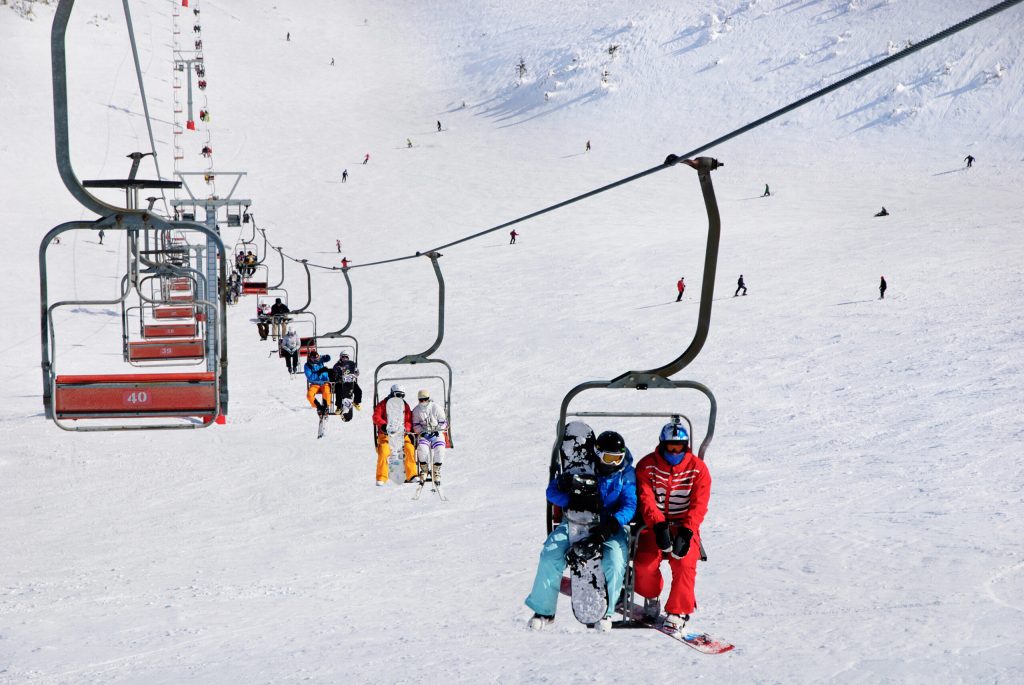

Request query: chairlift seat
[
  {"left": 127, "top": 338, "right": 205, "bottom": 361},
  {"left": 54, "top": 372, "right": 216, "bottom": 419},
  {"left": 242, "top": 282, "right": 268, "bottom": 295},
  {"left": 143, "top": 322, "right": 198, "bottom": 338},
  {"left": 169, "top": 294, "right": 195, "bottom": 303},
  {"left": 227, "top": 214, "right": 241, "bottom": 227},
  {"left": 154, "top": 305, "right": 195, "bottom": 319},
  {"left": 299, "top": 337, "right": 317, "bottom": 357}
]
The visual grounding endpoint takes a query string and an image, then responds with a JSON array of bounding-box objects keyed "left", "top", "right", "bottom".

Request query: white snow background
[{"left": 1, "top": 0, "right": 1023, "bottom": 682}]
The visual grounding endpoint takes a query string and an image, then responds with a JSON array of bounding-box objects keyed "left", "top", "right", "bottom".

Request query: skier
[
  {"left": 330, "top": 351, "right": 363, "bottom": 412},
  {"left": 735, "top": 274, "right": 747, "bottom": 297},
  {"left": 525, "top": 427, "right": 636, "bottom": 632},
  {"left": 437, "top": 120, "right": 442, "bottom": 132},
  {"left": 336, "top": 239, "right": 342, "bottom": 252},
  {"left": 201, "top": 145, "right": 212, "bottom": 157},
  {"left": 875, "top": 207, "right": 889, "bottom": 217},
  {"left": 269, "top": 297, "right": 290, "bottom": 340},
  {"left": 256, "top": 302, "right": 272, "bottom": 340},
  {"left": 98, "top": 228, "right": 105, "bottom": 245},
  {"left": 964, "top": 155, "right": 975, "bottom": 168},
  {"left": 586, "top": 140, "right": 591, "bottom": 152},
  {"left": 411, "top": 389, "right": 448, "bottom": 485},
  {"left": 341, "top": 169, "right": 348, "bottom": 183},
  {"left": 286, "top": 32, "right": 290, "bottom": 41},
  {"left": 763, "top": 183, "right": 770, "bottom": 197},
  {"left": 372, "top": 384, "right": 418, "bottom": 485},
  {"left": 509, "top": 229, "right": 518, "bottom": 245},
  {"left": 633, "top": 421, "right": 712, "bottom": 634},
  {"left": 676, "top": 276, "right": 685, "bottom": 303},
  {"left": 407, "top": 138, "right": 413, "bottom": 148},
  {"left": 341, "top": 257, "right": 350, "bottom": 269},
  {"left": 879, "top": 276, "right": 887, "bottom": 300},
  {"left": 330, "top": 57, "right": 335, "bottom": 66},
  {"left": 280, "top": 328, "right": 300, "bottom": 374},
  {"left": 363, "top": 153, "right": 370, "bottom": 164},
  {"left": 198, "top": 80, "right": 207, "bottom": 90},
  {"left": 303, "top": 350, "right": 333, "bottom": 416}
]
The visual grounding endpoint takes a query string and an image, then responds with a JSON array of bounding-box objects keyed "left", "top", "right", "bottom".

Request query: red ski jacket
[
  {"left": 635, "top": 450, "right": 711, "bottom": 535},
  {"left": 677, "top": 279, "right": 685, "bottom": 293},
  {"left": 372, "top": 398, "right": 412, "bottom": 433}
]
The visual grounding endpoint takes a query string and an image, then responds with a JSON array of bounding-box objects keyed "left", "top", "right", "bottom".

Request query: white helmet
[
  {"left": 390, "top": 384, "right": 405, "bottom": 396},
  {"left": 417, "top": 389, "right": 430, "bottom": 400}
]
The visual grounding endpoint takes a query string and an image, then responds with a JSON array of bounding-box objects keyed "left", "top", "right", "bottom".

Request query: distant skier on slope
[
  {"left": 509, "top": 229, "right": 518, "bottom": 244},
  {"left": 341, "top": 169, "right": 348, "bottom": 183},
  {"left": 437, "top": 120, "right": 442, "bottom": 132},
  {"left": 735, "top": 274, "right": 747, "bottom": 297},
  {"left": 586, "top": 140, "right": 591, "bottom": 152},
  {"left": 964, "top": 155, "right": 975, "bottom": 168},
  {"left": 676, "top": 276, "right": 685, "bottom": 302},
  {"left": 633, "top": 421, "right": 712, "bottom": 634},
  {"left": 411, "top": 389, "right": 448, "bottom": 485},
  {"left": 879, "top": 276, "right": 887, "bottom": 300},
  {"left": 875, "top": 207, "right": 889, "bottom": 217},
  {"left": 304, "top": 350, "right": 333, "bottom": 416},
  {"left": 407, "top": 138, "right": 413, "bottom": 148},
  {"left": 524, "top": 425, "right": 636, "bottom": 632},
  {"left": 363, "top": 153, "right": 370, "bottom": 164},
  {"left": 336, "top": 239, "right": 342, "bottom": 252}
]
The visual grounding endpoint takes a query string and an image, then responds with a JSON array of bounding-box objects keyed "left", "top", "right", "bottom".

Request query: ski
[
  {"left": 433, "top": 484, "right": 448, "bottom": 501},
  {"left": 317, "top": 412, "right": 327, "bottom": 439},
  {"left": 412, "top": 483, "right": 426, "bottom": 500}
]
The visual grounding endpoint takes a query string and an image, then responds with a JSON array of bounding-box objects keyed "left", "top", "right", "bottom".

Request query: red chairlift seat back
[
  {"left": 127, "top": 338, "right": 205, "bottom": 361},
  {"left": 54, "top": 372, "right": 216, "bottom": 419},
  {"left": 154, "top": 305, "right": 195, "bottom": 319},
  {"left": 143, "top": 322, "right": 198, "bottom": 338}
]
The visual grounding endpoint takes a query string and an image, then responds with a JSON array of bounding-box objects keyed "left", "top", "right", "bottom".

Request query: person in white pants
[{"left": 411, "top": 389, "right": 448, "bottom": 485}]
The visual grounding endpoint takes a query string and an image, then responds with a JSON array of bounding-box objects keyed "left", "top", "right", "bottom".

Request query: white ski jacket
[
  {"left": 412, "top": 401, "right": 448, "bottom": 435},
  {"left": 280, "top": 332, "right": 300, "bottom": 353}
]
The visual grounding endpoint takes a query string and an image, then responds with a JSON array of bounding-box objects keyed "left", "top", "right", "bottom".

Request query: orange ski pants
[
  {"left": 306, "top": 383, "right": 332, "bottom": 408},
  {"left": 375, "top": 432, "right": 417, "bottom": 482}
]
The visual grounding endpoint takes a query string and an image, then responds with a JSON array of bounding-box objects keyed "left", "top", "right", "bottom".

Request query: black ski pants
[{"left": 283, "top": 350, "right": 299, "bottom": 373}]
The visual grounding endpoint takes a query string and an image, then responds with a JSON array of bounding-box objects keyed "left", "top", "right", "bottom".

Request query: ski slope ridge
[{"left": 1, "top": 0, "right": 1022, "bottom": 682}]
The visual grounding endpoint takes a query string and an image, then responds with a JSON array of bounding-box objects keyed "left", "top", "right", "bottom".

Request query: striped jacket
[{"left": 635, "top": 450, "right": 711, "bottom": 534}]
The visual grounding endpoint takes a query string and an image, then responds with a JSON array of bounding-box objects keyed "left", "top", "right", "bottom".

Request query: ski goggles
[
  {"left": 662, "top": 441, "right": 688, "bottom": 454},
  {"left": 598, "top": 449, "right": 626, "bottom": 466},
  {"left": 418, "top": 397, "right": 430, "bottom": 402}
]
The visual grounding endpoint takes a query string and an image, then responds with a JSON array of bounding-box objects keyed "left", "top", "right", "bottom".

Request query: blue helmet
[
  {"left": 659, "top": 422, "right": 689, "bottom": 444},
  {"left": 658, "top": 421, "right": 690, "bottom": 464}
]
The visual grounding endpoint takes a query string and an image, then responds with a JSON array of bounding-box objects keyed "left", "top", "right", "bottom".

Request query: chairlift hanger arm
[
  {"left": 291, "top": 260, "right": 313, "bottom": 314},
  {"left": 320, "top": 266, "right": 353, "bottom": 337},
  {"left": 396, "top": 251, "right": 445, "bottom": 361}
]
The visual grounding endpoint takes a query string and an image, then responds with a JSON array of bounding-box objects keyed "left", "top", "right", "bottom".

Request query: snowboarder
[
  {"left": 407, "top": 138, "right": 413, "bottom": 148},
  {"left": 525, "top": 426, "right": 636, "bottom": 632},
  {"left": 411, "top": 389, "right": 448, "bottom": 485},
  {"left": 330, "top": 352, "right": 363, "bottom": 413},
  {"left": 879, "top": 276, "right": 887, "bottom": 299},
  {"left": 509, "top": 229, "right": 518, "bottom": 245},
  {"left": 763, "top": 183, "right": 770, "bottom": 197},
  {"left": 336, "top": 239, "right": 342, "bottom": 252},
  {"left": 98, "top": 228, "right": 105, "bottom": 245},
  {"left": 256, "top": 302, "right": 272, "bottom": 340},
  {"left": 303, "top": 350, "right": 333, "bottom": 416},
  {"left": 363, "top": 153, "right": 370, "bottom": 164},
  {"left": 585, "top": 140, "right": 591, "bottom": 152},
  {"left": 735, "top": 274, "right": 746, "bottom": 297},
  {"left": 341, "top": 257, "right": 349, "bottom": 269},
  {"left": 341, "top": 169, "right": 348, "bottom": 183},
  {"left": 280, "top": 328, "right": 300, "bottom": 374},
  {"left": 633, "top": 421, "right": 712, "bottom": 634},
  {"left": 372, "top": 385, "right": 418, "bottom": 485},
  {"left": 676, "top": 276, "right": 685, "bottom": 302},
  {"left": 269, "top": 297, "right": 290, "bottom": 340},
  {"left": 964, "top": 155, "right": 975, "bottom": 168},
  {"left": 875, "top": 207, "right": 889, "bottom": 217},
  {"left": 437, "top": 120, "right": 442, "bottom": 132}
]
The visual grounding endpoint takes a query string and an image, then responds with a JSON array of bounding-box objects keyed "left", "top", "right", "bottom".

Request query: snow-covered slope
[{"left": 2, "top": 0, "right": 1023, "bottom": 682}]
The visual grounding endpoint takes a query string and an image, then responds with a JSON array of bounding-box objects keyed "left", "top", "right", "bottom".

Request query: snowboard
[
  {"left": 560, "top": 421, "right": 607, "bottom": 626},
  {"left": 338, "top": 373, "right": 358, "bottom": 422},
  {"left": 613, "top": 600, "right": 734, "bottom": 653},
  {"left": 386, "top": 396, "right": 407, "bottom": 485}
]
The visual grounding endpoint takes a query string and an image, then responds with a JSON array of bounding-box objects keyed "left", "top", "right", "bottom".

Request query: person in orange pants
[
  {"left": 633, "top": 421, "right": 712, "bottom": 633},
  {"left": 303, "top": 350, "right": 332, "bottom": 415},
  {"left": 372, "top": 384, "right": 417, "bottom": 485}
]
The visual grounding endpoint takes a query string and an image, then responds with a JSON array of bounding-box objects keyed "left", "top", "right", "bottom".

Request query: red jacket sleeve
[
  {"left": 403, "top": 404, "right": 413, "bottom": 432},
  {"left": 635, "top": 455, "right": 665, "bottom": 527},
  {"left": 681, "top": 459, "right": 711, "bottom": 534},
  {"left": 372, "top": 400, "right": 387, "bottom": 428}
]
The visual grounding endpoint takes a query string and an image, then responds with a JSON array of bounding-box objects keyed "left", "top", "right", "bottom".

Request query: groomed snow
[{"left": 1, "top": 0, "right": 1023, "bottom": 682}]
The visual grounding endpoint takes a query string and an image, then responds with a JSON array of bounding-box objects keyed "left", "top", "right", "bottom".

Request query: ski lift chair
[{"left": 241, "top": 263, "right": 269, "bottom": 295}]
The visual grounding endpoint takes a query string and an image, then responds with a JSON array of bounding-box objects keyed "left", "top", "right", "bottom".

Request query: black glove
[
  {"left": 671, "top": 527, "right": 694, "bottom": 559},
  {"left": 566, "top": 536, "right": 602, "bottom": 567},
  {"left": 653, "top": 521, "right": 672, "bottom": 552},
  {"left": 593, "top": 517, "right": 622, "bottom": 543},
  {"left": 566, "top": 474, "right": 600, "bottom": 513},
  {"left": 556, "top": 472, "right": 574, "bottom": 491}
]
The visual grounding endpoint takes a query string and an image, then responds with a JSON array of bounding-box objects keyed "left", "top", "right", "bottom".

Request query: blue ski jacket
[
  {"left": 546, "top": 450, "right": 637, "bottom": 527},
  {"left": 303, "top": 355, "right": 332, "bottom": 384}
]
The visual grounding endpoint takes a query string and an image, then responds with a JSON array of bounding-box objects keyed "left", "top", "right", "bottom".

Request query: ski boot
[
  {"left": 527, "top": 613, "right": 554, "bottom": 631},
  {"left": 594, "top": 616, "right": 613, "bottom": 633},
  {"left": 643, "top": 597, "right": 661, "bottom": 622},
  {"left": 431, "top": 462, "right": 442, "bottom": 486},
  {"left": 417, "top": 462, "right": 428, "bottom": 485}
]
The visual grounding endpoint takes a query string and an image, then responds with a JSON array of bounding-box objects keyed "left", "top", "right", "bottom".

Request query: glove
[
  {"left": 593, "top": 517, "right": 622, "bottom": 543},
  {"left": 671, "top": 528, "right": 694, "bottom": 559},
  {"left": 556, "top": 472, "right": 575, "bottom": 491},
  {"left": 566, "top": 474, "right": 600, "bottom": 513},
  {"left": 565, "top": 536, "right": 602, "bottom": 567},
  {"left": 653, "top": 521, "right": 672, "bottom": 552}
]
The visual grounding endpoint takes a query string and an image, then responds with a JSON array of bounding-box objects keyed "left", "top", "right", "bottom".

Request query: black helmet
[
  {"left": 308, "top": 350, "right": 319, "bottom": 361},
  {"left": 595, "top": 430, "right": 627, "bottom": 475}
]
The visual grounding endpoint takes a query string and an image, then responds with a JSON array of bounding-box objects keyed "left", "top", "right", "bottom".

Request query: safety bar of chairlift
[{"left": 40, "top": 214, "right": 230, "bottom": 428}]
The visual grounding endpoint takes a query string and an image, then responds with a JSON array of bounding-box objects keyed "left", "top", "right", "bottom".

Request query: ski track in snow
[{"left": 2, "top": 0, "right": 1024, "bottom": 682}]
